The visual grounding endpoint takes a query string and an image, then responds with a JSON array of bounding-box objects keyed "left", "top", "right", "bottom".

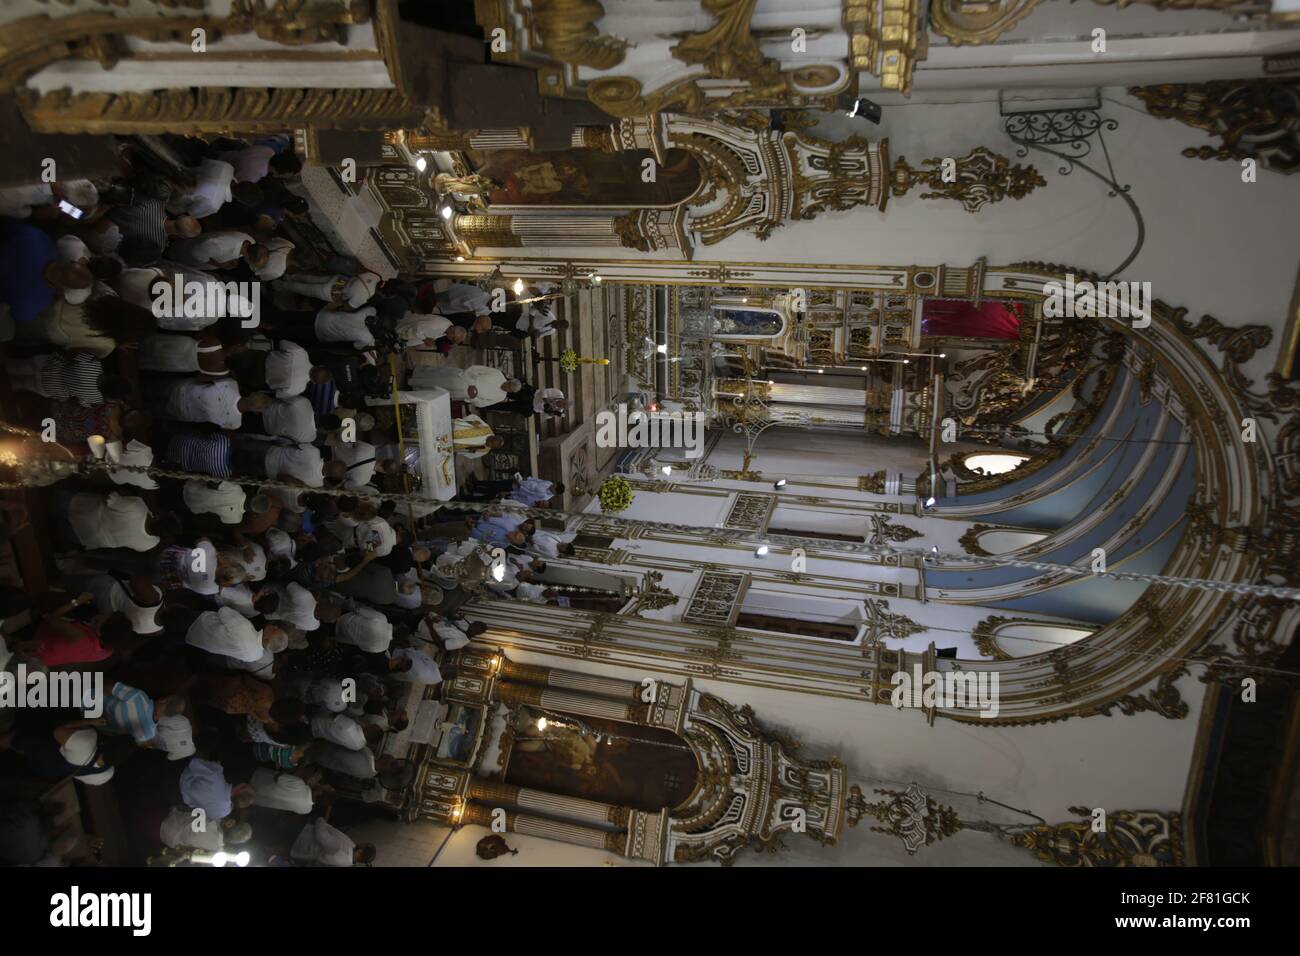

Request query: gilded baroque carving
[
  {"left": 672, "top": 692, "right": 845, "bottom": 865},
  {"left": 1006, "top": 808, "right": 1184, "bottom": 867},
  {"left": 1092, "top": 665, "right": 1189, "bottom": 719},
  {"left": 959, "top": 524, "right": 997, "bottom": 558},
  {"left": 890, "top": 147, "right": 1046, "bottom": 212},
  {"left": 862, "top": 597, "right": 925, "bottom": 649},
  {"left": 18, "top": 84, "right": 421, "bottom": 135},
  {"left": 1, "top": 1, "right": 375, "bottom": 95},
  {"left": 929, "top": 0, "right": 1045, "bottom": 46},
  {"left": 843, "top": 0, "right": 923, "bottom": 94},
  {"left": 531, "top": 0, "right": 630, "bottom": 70},
  {"left": 858, "top": 470, "right": 887, "bottom": 493},
  {"left": 971, "top": 615, "right": 1013, "bottom": 661},
  {"left": 587, "top": 0, "right": 848, "bottom": 118},
  {"left": 846, "top": 782, "right": 961, "bottom": 854},
  {"left": 1131, "top": 79, "right": 1300, "bottom": 174}
]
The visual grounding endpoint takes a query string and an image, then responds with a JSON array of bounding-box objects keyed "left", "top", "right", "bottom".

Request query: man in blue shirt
[
  {"left": 470, "top": 514, "right": 528, "bottom": 548},
  {"left": 0, "top": 218, "right": 92, "bottom": 323}
]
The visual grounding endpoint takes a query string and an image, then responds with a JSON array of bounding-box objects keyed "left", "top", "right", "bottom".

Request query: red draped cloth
[{"left": 921, "top": 299, "right": 1025, "bottom": 340}]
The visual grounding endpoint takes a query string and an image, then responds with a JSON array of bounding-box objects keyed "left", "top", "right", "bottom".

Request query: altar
[{"left": 366, "top": 387, "right": 457, "bottom": 501}]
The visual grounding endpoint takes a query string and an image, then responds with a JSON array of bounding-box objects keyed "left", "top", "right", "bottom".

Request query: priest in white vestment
[{"left": 411, "top": 364, "right": 518, "bottom": 407}]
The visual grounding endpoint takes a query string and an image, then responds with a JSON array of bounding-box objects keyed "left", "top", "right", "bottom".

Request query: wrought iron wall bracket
[{"left": 1000, "top": 98, "right": 1145, "bottom": 279}]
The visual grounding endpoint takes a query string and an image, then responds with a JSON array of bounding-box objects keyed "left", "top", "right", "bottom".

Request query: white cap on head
[{"left": 60, "top": 728, "right": 115, "bottom": 786}]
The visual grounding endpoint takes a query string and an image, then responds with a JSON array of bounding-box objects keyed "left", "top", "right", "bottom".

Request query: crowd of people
[{"left": 0, "top": 133, "right": 579, "bottom": 865}]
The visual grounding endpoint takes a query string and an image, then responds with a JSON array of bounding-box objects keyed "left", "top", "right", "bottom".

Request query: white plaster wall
[
  {"left": 506, "top": 88, "right": 1298, "bottom": 379},
  {"left": 738, "top": 89, "right": 1300, "bottom": 365},
  {"left": 458, "top": 647, "right": 1206, "bottom": 866}
]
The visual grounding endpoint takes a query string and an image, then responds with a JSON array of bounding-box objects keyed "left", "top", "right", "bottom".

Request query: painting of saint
[{"left": 471, "top": 148, "right": 701, "bottom": 208}]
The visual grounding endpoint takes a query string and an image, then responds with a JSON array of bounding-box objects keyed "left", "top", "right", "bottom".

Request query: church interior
[{"left": 0, "top": 0, "right": 1298, "bottom": 873}]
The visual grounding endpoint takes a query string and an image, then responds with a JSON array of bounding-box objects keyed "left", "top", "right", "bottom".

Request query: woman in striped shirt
[{"left": 5, "top": 351, "right": 132, "bottom": 406}]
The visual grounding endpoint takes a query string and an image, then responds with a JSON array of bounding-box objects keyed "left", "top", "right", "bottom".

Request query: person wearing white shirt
[
  {"left": 396, "top": 313, "right": 463, "bottom": 347},
  {"left": 77, "top": 572, "right": 163, "bottom": 635},
  {"left": 528, "top": 530, "right": 576, "bottom": 559},
  {"left": 255, "top": 237, "right": 294, "bottom": 281},
  {"left": 263, "top": 442, "right": 328, "bottom": 487},
  {"left": 533, "top": 386, "right": 567, "bottom": 415},
  {"left": 66, "top": 492, "right": 161, "bottom": 551},
  {"left": 261, "top": 395, "right": 317, "bottom": 442},
  {"left": 307, "top": 677, "right": 349, "bottom": 714},
  {"left": 177, "top": 539, "right": 220, "bottom": 595},
  {"left": 116, "top": 265, "right": 167, "bottom": 311},
  {"left": 410, "top": 364, "right": 513, "bottom": 407},
  {"left": 513, "top": 581, "right": 550, "bottom": 603},
  {"left": 263, "top": 339, "right": 312, "bottom": 397},
  {"left": 331, "top": 515, "right": 397, "bottom": 557},
  {"left": 516, "top": 302, "right": 563, "bottom": 338},
  {"left": 314, "top": 304, "right": 375, "bottom": 348},
  {"left": 419, "top": 614, "right": 479, "bottom": 651},
  {"left": 105, "top": 439, "right": 159, "bottom": 490},
  {"left": 335, "top": 606, "right": 392, "bottom": 653},
  {"left": 291, "top": 817, "right": 370, "bottom": 866},
  {"left": 219, "top": 145, "right": 276, "bottom": 184},
  {"left": 170, "top": 231, "right": 256, "bottom": 271},
  {"left": 310, "top": 711, "right": 367, "bottom": 751},
  {"left": 223, "top": 646, "right": 275, "bottom": 678},
  {"left": 216, "top": 583, "right": 257, "bottom": 617},
  {"left": 308, "top": 742, "right": 376, "bottom": 781},
  {"left": 174, "top": 159, "right": 235, "bottom": 218},
  {"left": 250, "top": 768, "right": 313, "bottom": 815},
  {"left": 185, "top": 607, "right": 274, "bottom": 661},
  {"left": 160, "top": 377, "right": 266, "bottom": 428},
  {"left": 330, "top": 439, "right": 379, "bottom": 490},
  {"left": 279, "top": 273, "right": 379, "bottom": 308},
  {"left": 390, "top": 647, "right": 442, "bottom": 685},
  {"left": 487, "top": 578, "right": 550, "bottom": 603},
  {"left": 268, "top": 581, "right": 319, "bottom": 631},
  {"left": 0, "top": 182, "right": 54, "bottom": 218},
  {"left": 265, "top": 527, "right": 296, "bottom": 566},
  {"left": 183, "top": 480, "right": 246, "bottom": 524},
  {"left": 159, "top": 805, "right": 224, "bottom": 851},
  {"left": 393, "top": 576, "right": 423, "bottom": 609},
  {"left": 436, "top": 282, "right": 492, "bottom": 316},
  {"left": 228, "top": 542, "right": 267, "bottom": 582},
  {"left": 138, "top": 334, "right": 228, "bottom": 375}
]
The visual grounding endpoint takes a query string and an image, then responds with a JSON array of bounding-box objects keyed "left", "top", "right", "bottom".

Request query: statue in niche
[{"left": 711, "top": 307, "right": 784, "bottom": 337}]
